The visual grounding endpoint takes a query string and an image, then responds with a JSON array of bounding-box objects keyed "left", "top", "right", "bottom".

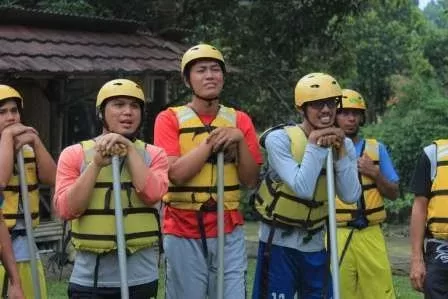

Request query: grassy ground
[
  {"left": 46, "top": 222, "right": 422, "bottom": 298},
  {"left": 47, "top": 259, "right": 422, "bottom": 299}
]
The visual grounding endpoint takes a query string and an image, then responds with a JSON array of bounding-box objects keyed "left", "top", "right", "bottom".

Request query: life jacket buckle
[{"left": 200, "top": 198, "right": 217, "bottom": 212}]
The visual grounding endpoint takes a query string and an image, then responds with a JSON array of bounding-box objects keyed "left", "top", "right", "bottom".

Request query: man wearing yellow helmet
[
  {"left": 54, "top": 79, "right": 169, "bottom": 298},
  {"left": 0, "top": 84, "right": 56, "bottom": 298},
  {"left": 335, "top": 89, "right": 399, "bottom": 299},
  {"left": 252, "top": 73, "right": 361, "bottom": 298},
  {"left": 154, "top": 44, "right": 262, "bottom": 298}
]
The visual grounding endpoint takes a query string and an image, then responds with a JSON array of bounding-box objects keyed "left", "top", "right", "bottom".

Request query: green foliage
[
  {"left": 0, "top": 0, "right": 96, "bottom": 14},
  {"left": 424, "top": 27, "right": 448, "bottom": 87},
  {"left": 362, "top": 76, "right": 448, "bottom": 189},
  {"left": 385, "top": 193, "right": 414, "bottom": 215},
  {"left": 335, "top": 2, "right": 432, "bottom": 122},
  {"left": 239, "top": 188, "right": 258, "bottom": 221},
  {"left": 36, "top": 0, "right": 96, "bottom": 15},
  {"left": 424, "top": 0, "right": 448, "bottom": 28},
  {"left": 385, "top": 193, "right": 414, "bottom": 223}
]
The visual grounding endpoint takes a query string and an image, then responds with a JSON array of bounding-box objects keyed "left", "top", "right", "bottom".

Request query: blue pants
[{"left": 252, "top": 241, "right": 332, "bottom": 299}]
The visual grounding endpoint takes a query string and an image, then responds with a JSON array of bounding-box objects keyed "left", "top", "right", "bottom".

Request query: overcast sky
[{"left": 419, "top": 0, "right": 432, "bottom": 9}]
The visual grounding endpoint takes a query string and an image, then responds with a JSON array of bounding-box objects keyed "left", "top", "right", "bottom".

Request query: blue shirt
[
  {"left": 346, "top": 138, "right": 399, "bottom": 228},
  {"left": 354, "top": 139, "right": 399, "bottom": 183},
  {"left": 0, "top": 192, "right": 3, "bottom": 209}
]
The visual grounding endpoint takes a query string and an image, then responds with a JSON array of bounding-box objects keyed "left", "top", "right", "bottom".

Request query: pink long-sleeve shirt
[{"left": 54, "top": 142, "right": 169, "bottom": 220}]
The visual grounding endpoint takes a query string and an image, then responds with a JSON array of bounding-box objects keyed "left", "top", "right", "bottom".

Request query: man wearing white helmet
[
  {"left": 252, "top": 73, "right": 361, "bottom": 298},
  {"left": 54, "top": 79, "right": 169, "bottom": 298},
  {"left": 0, "top": 84, "right": 56, "bottom": 299},
  {"left": 154, "top": 44, "right": 262, "bottom": 298}
]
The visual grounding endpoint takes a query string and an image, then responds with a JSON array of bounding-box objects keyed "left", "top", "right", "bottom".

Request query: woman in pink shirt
[{"left": 54, "top": 79, "right": 168, "bottom": 299}]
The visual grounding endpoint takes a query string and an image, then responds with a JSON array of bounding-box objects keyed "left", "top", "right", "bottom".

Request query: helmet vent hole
[
  {"left": 113, "top": 82, "right": 123, "bottom": 86},
  {"left": 310, "top": 84, "right": 320, "bottom": 88}
]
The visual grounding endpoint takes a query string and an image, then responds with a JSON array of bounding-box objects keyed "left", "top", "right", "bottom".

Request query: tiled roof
[
  {"left": 0, "top": 25, "right": 185, "bottom": 75},
  {"left": 0, "top": 5, "right": 143, "bottom": 33}
]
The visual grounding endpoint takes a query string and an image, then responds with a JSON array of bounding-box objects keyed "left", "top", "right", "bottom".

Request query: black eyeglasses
[{"left": 307, "top": 98, "right": 341, "bottom": 110}]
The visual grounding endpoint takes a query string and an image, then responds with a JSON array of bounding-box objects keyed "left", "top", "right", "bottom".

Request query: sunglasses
[{"left": 307, "top": 98, "right": 341, "bottom": 110}]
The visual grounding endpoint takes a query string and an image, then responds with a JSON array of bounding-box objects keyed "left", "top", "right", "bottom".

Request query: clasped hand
[
  {"left": 308, "top": 127, "right": 345, "bottom": 149},
  {"left": 93, "top": 133, "right": 131, "bottom": 167},
  {"left": 3, "top": 123, "right": 39, "bottom": 150},
  {"left": 206, "top": 127, "right": 243, "bottom": 153}
]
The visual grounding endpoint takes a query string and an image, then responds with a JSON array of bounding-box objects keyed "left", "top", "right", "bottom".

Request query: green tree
[
  {"left": 424, "top": 0, "right": 448, "bottom": 89},
  {"left": 363, "top": 76, "right": 448, "bottom": 189},
  {"left": 335, "top": 2, "right": 432, "bottom": 122}
]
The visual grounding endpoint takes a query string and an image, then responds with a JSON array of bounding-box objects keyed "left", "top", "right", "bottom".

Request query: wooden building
[{"left": 0, "top": 6, "right": 184, "bottom": 248}]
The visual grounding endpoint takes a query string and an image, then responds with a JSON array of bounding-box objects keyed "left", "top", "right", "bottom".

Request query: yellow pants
[
  {"left": 0, "top": 260, "right": 47, "bottom": 299},
  {"left": 336, "top": 225, "right": 395, "bottom": 299}
]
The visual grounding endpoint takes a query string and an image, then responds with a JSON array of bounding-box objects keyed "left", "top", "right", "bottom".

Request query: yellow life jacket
[
  {"left": 3, "top": 145, "right": 40, "bottom": 229},
  {"left": 163, "top": 105, "right": 240, "bottom": 211},
  {"left": 254, "top": 125, "right": 328, "bottom": 230},
  {"left": 336, "top": 139, "right": 386, "bottom": 226},
  {"left": 427, "top": 139, "right": 448, "bottom": 239},
  {"left": 71, "top": 139, "right": 160, "bottom": 254}
]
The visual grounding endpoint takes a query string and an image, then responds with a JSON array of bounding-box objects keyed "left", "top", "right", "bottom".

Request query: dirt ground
[
  {"left": 383, "top": 224, "right": 411, "bottom": 275},
  {"left": 244, "top": 222, "right": 411, "bottom": 275}
]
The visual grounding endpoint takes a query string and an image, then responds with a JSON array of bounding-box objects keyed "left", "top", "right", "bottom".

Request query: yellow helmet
[
  {"left": 294, "top": 73, "right": 342, "bottom": 108},
  {"left": 341, "top": 89, "right": 366, "bottom": 110},
  {"left": 96, "top": 79, "right": 145, "bottom": 108},
  {"left": 0, "top": 85, "right": 23, "bottom": 108},
  {"left": 181, "top": 44, "right": 226, "bottom": 75}
]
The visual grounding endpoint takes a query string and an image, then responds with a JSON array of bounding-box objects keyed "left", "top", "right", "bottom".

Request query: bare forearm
[
  {"left": 410, "top": 197, "right": 428, "bottom": 261},
  {"left": 237, "top": 140, "right": 260, "bottom": 188},
  {"left": 0, "top": 221, "right": 20, "bottom": 285},
  {"left": 34, "top": 138, "right": 56, "bottom": 186},
  {"left": 0, "top": 135, "right": 15, "bottom": 188},
  {"left": 66, "top": 163, "right": 101, "bottom": 216},
  {"left": 169, "top": 142, "right": 212, "bottom": 185},
  {"left": 375, "top": 174, "right": 399, "bottom": 200}
]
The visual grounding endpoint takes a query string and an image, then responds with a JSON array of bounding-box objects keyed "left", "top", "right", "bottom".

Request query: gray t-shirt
[
  {"left": 70, "top": 246, "right": 159, "bottom": 287},
  {"left": 258, "top": 129, "right": 362, "bottom": 252}
]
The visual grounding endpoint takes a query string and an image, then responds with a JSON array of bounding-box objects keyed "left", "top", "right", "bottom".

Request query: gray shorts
[{"left": 164, "top": 226, "right": 247, "bottom": 299}]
